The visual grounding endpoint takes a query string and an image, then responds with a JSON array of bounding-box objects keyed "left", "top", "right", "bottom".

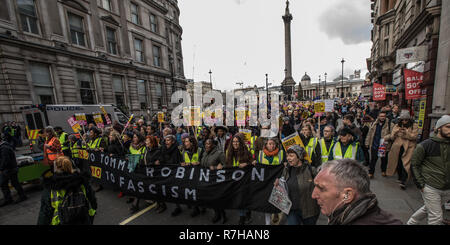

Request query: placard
[
  {"left": 158, "top": 112, "right": 165, "bottom": 123},
  {"left": 281, "top": 132, "right": 312, "bottom": 163},
  {"left": 93, "top": 112, "right": 104, "bottom": 128},
  {"left": 324, "top": 100, "right": 334, "bottom": 112},
  {"left": 239, "top": 129, "right": 252, "bottom": 144},
  {"left": 236, "top": 108, "right": 246, "bottom": 127},
  {"left": 75, "top": 113, "right": 87, "bottom": 126},
  {"left": 268, "top": 180, "right": 292, "bottom": 215},
  {"left": 67, "top": 117, "right": 82, "bottom": 133},
  {"left": 314, "top": 101, "right": 325, "bottom": 113},
  {"left": 100, "top": 106, "right": 112, "bottom": 125}
]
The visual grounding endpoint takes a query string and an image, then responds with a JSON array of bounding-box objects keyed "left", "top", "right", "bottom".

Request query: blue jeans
[{"left": 287, "top": 210, "right": 318, "bottom": 225}]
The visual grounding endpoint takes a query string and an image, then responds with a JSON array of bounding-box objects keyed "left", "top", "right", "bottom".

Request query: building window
[
  {"left": 134, "top": 38, "right": 144, "bottom": 63},
  {"left": 106, "top": 27, "right": 117, "bottom": 55},
  {"left": 78, "top": 70, "right": 96, "bottom": 104},
  {"left": 155, "top": 82, "right": 162, "bottom": 109},
  {"left": 177, "top": 58, "right": 182, "bottom": 74},
  {"left": 153, "top": 45, "right": 161, "bottom": 67},
  {"left": 384, "top": 24, "right": 390, "bottom": 37},
  {"left": 137, "top": 80, "right": 147, "bottom": 109},
  {"left": 113, "top": 75, "right": 126, "bottom": 111},
  {"left": 30, "top": 62, "right": 55, "bottom": 104},
  {"left": 68, "top": 13, "right": 86, "bottom": 47},
  {"left": 384, "top": 39, "right": 389, "bottom": 56},
  {"left": 17, "top": 0, "right": 39, "bottom": 34},
  {"left": 150, "top": 13, "right": 158, "bottom": 33},
  {"left": 130, "top": 2, "right": 139, "bottom": 24},
  {"left": 101, "top": 0, "right": 112, "bottom": 11}
]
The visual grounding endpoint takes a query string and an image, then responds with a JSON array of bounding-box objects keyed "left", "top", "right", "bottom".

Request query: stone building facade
[
  {"left": 0, "top": 0, "right": 186, "bottom": 125},
  {"left": 299, "top": 72, "right": 364, "bottom": 100},
  {"left": 367, "top": 0, "right": 448, "bottom": 139}
]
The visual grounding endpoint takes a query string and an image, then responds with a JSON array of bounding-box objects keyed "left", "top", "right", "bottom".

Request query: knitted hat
[
  {"left": 435, "top": 115, "right": 450, "bottom": 129},
  {"left": 398, "top": 110, "right": 411, "bottom": 120},
  {"left": 181, "top": 133, "right": 189, "bottom": 140},
  {"left": 286, "top": 145, "right": 306, "bottom": 160}
]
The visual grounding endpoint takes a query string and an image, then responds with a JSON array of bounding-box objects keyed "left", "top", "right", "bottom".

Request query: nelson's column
[{"left": 282, "top": 0, "right": 296, "bottom": 101}]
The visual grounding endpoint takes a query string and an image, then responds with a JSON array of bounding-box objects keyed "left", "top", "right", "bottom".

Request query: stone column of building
[
  {"left": 431, "top": 0, "right": 450, "bottom": 127},
  {"left": 282, "top": 0, "right": 296, "bottom": 100}
]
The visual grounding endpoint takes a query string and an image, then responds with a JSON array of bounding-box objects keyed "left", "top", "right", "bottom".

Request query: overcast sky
[{"left": 178, "top": 0, "right": 372, "bottom": 91}]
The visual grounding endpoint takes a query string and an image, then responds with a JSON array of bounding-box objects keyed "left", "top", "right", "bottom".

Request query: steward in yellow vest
[
  {"left": 37, "top": 157, "right": 97, "bottom": 225},
  {"left": 55, "top": 127, "right": 70, "bottom": 156},
  {"left": 328, "top": 127, "right": 365, "bottom": 164},
  {"left": 320, "top": 125, "right": 337, "bottom": 163},
  {"left": 257, "top": 138, "right": 285, "bottom": 165}
]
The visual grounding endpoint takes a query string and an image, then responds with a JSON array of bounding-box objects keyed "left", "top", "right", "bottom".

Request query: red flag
[
  {"left": 373, "top": 83, "right": 386, "bottom": 101},
  {"left": 404, "top": 69, "right": 423, "bottom": 100}
]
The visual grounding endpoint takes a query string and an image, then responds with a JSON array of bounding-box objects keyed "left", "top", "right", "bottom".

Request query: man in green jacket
[{"left": 409, "top": 115, "right": 450, "bottom": 225}]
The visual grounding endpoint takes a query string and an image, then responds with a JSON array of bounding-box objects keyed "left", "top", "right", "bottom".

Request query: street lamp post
[
  {"left": 318, "top": 75, "right": 321, "bottom": 100},
  {"left": 341, "top": 58, "right": 345, "bottom": 98},
  {"left": 324, "top": 72, "right": 327, "bottom": 99}
]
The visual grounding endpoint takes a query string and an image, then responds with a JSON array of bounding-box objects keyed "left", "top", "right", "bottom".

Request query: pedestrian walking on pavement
[
  {"left": 365, "top": 111, "right": 394, "bottom": 178},
  {"left": 0, "top": 133, "right": 27, "bottom": 207},
  {"left": 386, "top": 111, "right": 418, "bottom": 190},
  {"left": 408, "top": 115, "right": 450, "bottom": 225}
]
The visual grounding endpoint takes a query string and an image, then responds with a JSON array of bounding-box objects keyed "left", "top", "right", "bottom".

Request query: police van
[{"left": 20, "top": 104, "right": 129, "bottom": 135}]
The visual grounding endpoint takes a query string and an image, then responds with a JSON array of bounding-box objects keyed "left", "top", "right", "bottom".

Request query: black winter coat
[
  {"left": 0, "top": 141, "right": 17, "bottom": 171},
  {"left": 106, "top": 140, "right": 125, "bottom": 158},
  {"left": 37, "top": 171, "right": 97, "bottom": 225},
  {"left": 159, "top": 143, "right": 182, "bottom": 165}
]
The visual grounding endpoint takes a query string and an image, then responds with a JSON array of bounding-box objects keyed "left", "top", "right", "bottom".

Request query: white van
[{"left": 20, "top": 104, "right": 130, "bottom": 133}]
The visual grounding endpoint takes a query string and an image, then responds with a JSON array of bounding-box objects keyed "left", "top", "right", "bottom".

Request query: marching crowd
[{"left": 0, "top": 98, "right": 449, "bottom": 225}]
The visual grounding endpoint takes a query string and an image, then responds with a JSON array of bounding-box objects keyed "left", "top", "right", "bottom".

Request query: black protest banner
[{"left": 86, "top": 152, "right": 284, "bottom": 213}]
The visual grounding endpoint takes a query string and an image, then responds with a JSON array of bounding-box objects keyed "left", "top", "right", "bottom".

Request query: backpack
[{"left": 59, "top": 186, "right": 90, "bottom": 225}]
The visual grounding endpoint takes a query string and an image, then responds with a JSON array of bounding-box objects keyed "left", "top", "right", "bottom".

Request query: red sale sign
[
  {"left": 404, "top": 69, "right": 423, "bottom": 100},
  {"left": 373, "top": 83, "right": 386, "bottom": 101}
]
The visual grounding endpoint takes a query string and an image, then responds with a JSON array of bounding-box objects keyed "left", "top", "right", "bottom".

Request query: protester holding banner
[
  {"left": 128, "top": 131, "right": 146, "bottom": 213},
  {"left": 225, "top": 135, "right": 254, "bottom": 225},
  {"left": 158, "top": 135, "right": 183, "bottom": 216},
  {"left": 200, "top": 138, "right": 227, "bottom": 224},
  {"left": 37, "top": 156, "right": 97, "bottom": 225},
  {"left": 86, "top": 127, "right": 106, "bottom": 192},
  {"left": 274, "top": 145, "right": 319, "bottom": 225},
  {"left": 106, "top": 130, "right": 124, "bottom": 158},
  {"left": 181, "top": 135, "right": 205, "bottom": 217},
  {"left": 386, "top": 111, "right": 418, "bottom": 190},
  {"left": 256, "top": 138, "right": 285, "bottom": 225},
  {"left": 122, "top": 131, "right": 133, "bottom": 155}
]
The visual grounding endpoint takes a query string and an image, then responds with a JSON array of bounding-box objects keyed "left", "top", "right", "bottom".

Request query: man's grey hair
[{"left": 320, "top": 159, "right": 370, "bottom": 195}]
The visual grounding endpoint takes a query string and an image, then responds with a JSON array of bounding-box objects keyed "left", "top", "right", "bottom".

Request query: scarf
[
  {"left": 328, "top": 193, "right": 378, "bottom": 225},
  {"left": 263, "top": 147, "right": 280, "bottom": 157}
]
